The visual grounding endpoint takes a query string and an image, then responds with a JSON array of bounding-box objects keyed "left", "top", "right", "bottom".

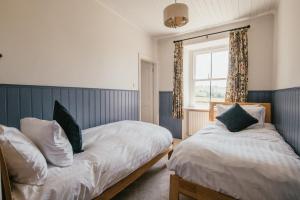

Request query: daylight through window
[{"left": 190, "top": 48, "right": 229, "bottom": 108}]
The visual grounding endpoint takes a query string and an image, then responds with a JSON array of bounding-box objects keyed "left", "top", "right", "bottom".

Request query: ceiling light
[{"left": 164, "top": 0, "right": 189, "bottom": 28}]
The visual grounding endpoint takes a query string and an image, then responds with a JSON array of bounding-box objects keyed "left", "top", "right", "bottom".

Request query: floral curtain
[
  {"left": 172, "top": 41, "right": 184, "bottom": 119},
  {"left": 225, "top": 29, "right": 249, "bottom": 102}
]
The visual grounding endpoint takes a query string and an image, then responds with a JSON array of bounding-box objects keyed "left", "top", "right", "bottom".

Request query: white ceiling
[{"left": 97, "top": 0, "right": 278, "bottom": 37}]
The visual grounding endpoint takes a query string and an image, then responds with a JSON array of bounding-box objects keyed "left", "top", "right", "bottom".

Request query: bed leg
[{"left": 169, "top": 174, "right": 179, "bottom": 200}]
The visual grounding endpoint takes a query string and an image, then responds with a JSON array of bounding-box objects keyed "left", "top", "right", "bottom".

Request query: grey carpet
[{"left": 113, "top": 156, "right": 193, "bottom": 200}]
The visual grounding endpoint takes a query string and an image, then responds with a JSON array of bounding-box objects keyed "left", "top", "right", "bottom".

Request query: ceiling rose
[{"left": 163, "top": 0, "right": 189, "bottom": 28}]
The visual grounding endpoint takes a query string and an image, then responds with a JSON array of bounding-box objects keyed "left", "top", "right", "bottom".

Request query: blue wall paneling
[
  {"left": 247, "top": 91, "right": 273, "bottom": 103},
  {"left": 0, "top": 84, "right": 139, "bottom": 129},
  {"left": 159, "top": 91, "right": 182, "bottom": 139},
  {"left": 2, "top": 83, "right": 300, "bottom": 155},
  {"left": 273, "top": 87, "right": 300, "bottom": 155}
]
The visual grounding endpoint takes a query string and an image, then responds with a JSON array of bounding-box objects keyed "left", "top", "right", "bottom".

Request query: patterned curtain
[
  {"left": 172, "top": 41, "right": 184, "bottom": 119},
  {"left": 225, "top": 29, "right": 249, "bottom": 102}
]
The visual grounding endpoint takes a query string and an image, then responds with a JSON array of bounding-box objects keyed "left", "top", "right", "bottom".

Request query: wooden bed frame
[
  {"left": 0, "top": 145, "right": 172, "bottom": 200},
  {"left": 169, "top": 102, "right": 272, "bottom": 200},
  {"left": 96, "top": 146, "right": 172, "bottom": 200},
  {"left": 170, "top": 174, "right": 234, "bottom": 200},
  {"left": 0, "top": 147, "right": 12, "bottom": 200}
]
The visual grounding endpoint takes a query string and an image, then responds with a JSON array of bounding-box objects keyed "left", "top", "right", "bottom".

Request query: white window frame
[{"left": 189, "top": 45, "right": 229, "bottom": 107}]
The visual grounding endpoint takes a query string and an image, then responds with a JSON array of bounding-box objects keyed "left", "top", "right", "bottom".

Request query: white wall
[
  {"left": 273, "top": 0, "right": 300, "bottom": 90},
  {"left": 0, "top": 0, "right": 154, "bottom": 90},
  {"left": 157, "top": 14, "right": 274, "bottom": 91}
]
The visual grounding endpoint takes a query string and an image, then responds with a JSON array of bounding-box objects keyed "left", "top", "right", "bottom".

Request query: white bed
[
  {"left": 12, "top": 120, "right": 173, "bottom": 200},
  {"left": 167, "top": 123, "right": 300, "bottom": 200}
]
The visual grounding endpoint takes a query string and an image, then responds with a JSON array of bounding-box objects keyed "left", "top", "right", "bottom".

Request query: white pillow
[
  {"left": 216, "top": 104, "right": 259, "bottom": 117},
  {"left": 216, "top": 104, "right": 265, "bottom": 129},
  {"left": 20, "top": 118, "right": 73, "bottom": 167},
  {"left": 0, "top": 125, "right": 48, "bottom": 185},
  {"left": 244, "top": 107, "right": 266, "bottom": 129}
]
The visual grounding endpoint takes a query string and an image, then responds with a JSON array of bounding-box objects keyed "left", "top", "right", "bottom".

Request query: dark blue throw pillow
[
  {"left": 216, "top": 103, "right": 258, "bottom": 132},
  {"left": 53, "top": 100, "right": 83, "bottom": 153}
]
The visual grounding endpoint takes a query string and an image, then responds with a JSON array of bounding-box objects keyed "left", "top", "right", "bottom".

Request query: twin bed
[
  {"left": 168, "top": 102, "right": 300, "bottom": 200},
  {"left": 1, "top": 121, "right": 173, "bottom": 200}
]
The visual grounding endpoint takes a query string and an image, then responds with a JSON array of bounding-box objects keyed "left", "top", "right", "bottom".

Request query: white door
[{"left": 141, "top": 61, "right": 154, "bottom": 123}]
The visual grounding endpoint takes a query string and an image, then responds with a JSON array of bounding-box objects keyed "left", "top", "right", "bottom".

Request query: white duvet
[
  {"left": 12, "top": 120, "right": 172, "bottom": 200},
  {"left": 167, "top": 124, "right": 300, "bottom": 200}
]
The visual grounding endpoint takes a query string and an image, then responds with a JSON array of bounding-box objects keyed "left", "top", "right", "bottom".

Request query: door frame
[{"left": 138, "top": 54, "right": 159, "bottom": 125}]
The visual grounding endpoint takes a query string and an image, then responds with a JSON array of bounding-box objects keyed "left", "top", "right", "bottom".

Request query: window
[{"left": 190, "top": 48, "right": 229, "bottom": 108}]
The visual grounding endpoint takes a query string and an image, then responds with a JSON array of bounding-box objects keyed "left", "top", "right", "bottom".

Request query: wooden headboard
[{"left": 209, "top": 102, "right": 272, "bottom": 123}]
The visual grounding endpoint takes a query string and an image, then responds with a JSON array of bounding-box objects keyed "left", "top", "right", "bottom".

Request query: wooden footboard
[
  {"left": 95, "top": 146, "right": 172, "bottom": 200},
  {"left": 169, "top": 174, "right": 235, "bottom": 200}
]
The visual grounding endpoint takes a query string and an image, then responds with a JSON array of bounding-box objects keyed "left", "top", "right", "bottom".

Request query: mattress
[
  {"left": 167, "top": 123, "right": 300, "bottom": 200},
  {"left": 12, "top": 120, "right": 173, "bottom": 200}
]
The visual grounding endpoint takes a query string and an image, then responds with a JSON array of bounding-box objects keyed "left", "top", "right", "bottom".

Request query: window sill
[{"left": 183, "top": 106, "right": 209, "bottom": 112}]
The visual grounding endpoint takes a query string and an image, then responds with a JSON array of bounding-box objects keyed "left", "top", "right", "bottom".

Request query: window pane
[
  {"left": 193, "top": 81, "right": 210, "bottom": 104},
  {"left": 195, "top": 53, "right": 211, "bottom": 79},
  {"left": 211, "top": 80, "right": 227, "bottom": 102},
  {"left": 212, "top": 51, "right": 228, "bottom": 79}
]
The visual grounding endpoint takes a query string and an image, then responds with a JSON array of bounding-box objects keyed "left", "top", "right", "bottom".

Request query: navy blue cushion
[
  {"left": 53, "top": 100, "right": 83, "bottom": 153},
  {"left": 216, "top": 103, "right": 258, "bottom": 132}
]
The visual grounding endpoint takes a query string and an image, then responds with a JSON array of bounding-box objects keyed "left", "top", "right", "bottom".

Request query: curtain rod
[{"left": 173, "top": 25, "right": 250, "bottom": 43}]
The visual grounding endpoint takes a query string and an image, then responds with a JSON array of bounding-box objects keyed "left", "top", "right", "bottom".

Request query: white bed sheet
[
  {"left": 167, "top": 123, "right": 300, "bottom": 200},
  {"left": 12, "top": 120, "right": 172, "bottom": 200}
]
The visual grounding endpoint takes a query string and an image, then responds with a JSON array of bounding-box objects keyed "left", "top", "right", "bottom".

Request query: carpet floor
[{"left": 113, "top": 156, "right": 193, "bottom": 200}]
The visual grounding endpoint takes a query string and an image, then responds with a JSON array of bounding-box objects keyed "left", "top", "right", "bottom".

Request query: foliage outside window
[{"left": 190, "top": 47, "right": 229, "bottom": 108}]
